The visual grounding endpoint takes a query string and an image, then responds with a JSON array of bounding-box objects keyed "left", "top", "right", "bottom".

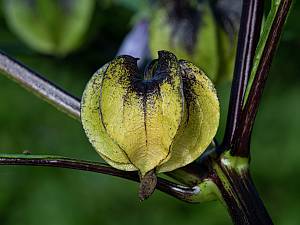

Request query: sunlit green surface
[{"left": 0, "top": 1, "right": 299, "bottom": 225}]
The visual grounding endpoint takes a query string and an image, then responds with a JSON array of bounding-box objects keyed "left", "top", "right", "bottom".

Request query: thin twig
[
  {"left": 0, "top": 154, "right": 200, "bottom": 203},
  {"left": 221, "top": 0, "right": 264, "bottom": 151},
  {"left": 0, "top": 51, "right": 81, "bottom": 121},
  {"left": 233, "top": 0, "right": 293, "bottom": 156}
]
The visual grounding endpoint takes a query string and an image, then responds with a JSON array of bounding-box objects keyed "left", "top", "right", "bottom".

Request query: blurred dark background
[{"left": 0, "top": 1, "right": 299, "bottom": 225}]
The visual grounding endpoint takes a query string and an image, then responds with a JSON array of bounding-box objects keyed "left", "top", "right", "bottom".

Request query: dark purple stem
[
  {"left": 0, "top": 155, "right": 198, "bottom": 203},
  {"left": 211, "top": 162, "right": 274, "bottom": 225},
  {"left": 221, "top": 0, "right": 264, "bottom": 151},
  {"left": 232, "top": 0, "right": 293, "bottom": 156}
]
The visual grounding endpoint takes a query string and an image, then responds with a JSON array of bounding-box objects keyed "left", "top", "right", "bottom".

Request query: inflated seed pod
[
  {"left": 148, "top": 0, "right": 241, "bottom": 82},
  {"left": 81, "top": 51, "right": 219, "bottom": 199}
]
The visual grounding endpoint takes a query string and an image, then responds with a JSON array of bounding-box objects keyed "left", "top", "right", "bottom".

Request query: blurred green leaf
[{"left": 3, "top": 0, "right": 95, "bottom": 56}]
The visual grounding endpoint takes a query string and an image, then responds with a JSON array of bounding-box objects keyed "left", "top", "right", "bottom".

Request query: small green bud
[{"left": 81, "top": 51, "right": 219, "bottom": 198}]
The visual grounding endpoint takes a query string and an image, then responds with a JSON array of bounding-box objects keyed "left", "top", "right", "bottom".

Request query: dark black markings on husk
[
  {"left": 115, "top": 51, "right": 179, "bottom": 106},
  {"left": 99, "top": 57, "right": 138, "bottom": 168},
  {"left": 161, "top": 0, "right": 202, "bottom": 54},
  {"left": 178, "top": 60, "right": 198, "bottom": 126},
  {"left": 129, "top": 51, "right": 178, "bottom": 95},
  {"left": 106, "top": 51, "right": 179, "bottom": 153}
]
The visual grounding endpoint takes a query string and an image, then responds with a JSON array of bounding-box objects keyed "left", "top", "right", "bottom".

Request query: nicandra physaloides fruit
[{"left": 81, "top": 51, "right": 219, "bottom": 199}]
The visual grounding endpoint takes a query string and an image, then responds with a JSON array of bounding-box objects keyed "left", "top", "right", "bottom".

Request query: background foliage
[{"left": 0, "top": 1, "right": 299, "bottom": 225}]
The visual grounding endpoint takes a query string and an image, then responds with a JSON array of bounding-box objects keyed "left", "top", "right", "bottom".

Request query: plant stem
[
  {"left": 211, "top": 153, "right": 273, "bottom": 225},
  {"left": 0, "top": 153, "right": 201, "bottom": 203},
  {"left": 232, "top": 0, "right": 293, "bottom": 156},
  {"left": 221, "top": 0, "right": 263, "bottom": 151},
  {"left": 0, "top": 51, "right": 81, "bottom": 121}
]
